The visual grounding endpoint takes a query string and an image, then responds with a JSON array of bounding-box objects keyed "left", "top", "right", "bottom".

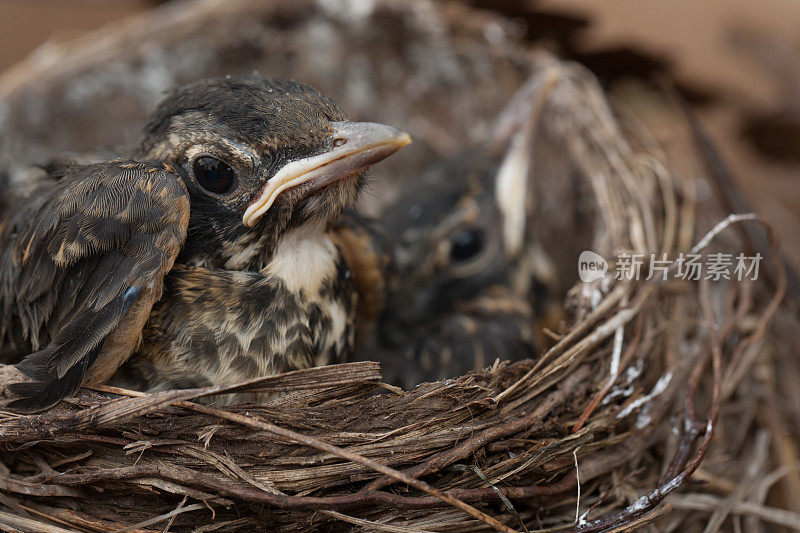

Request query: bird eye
[
  {"left": 449, "top": 229, "right": 485, "bottom": 262},
  {"left": 192, "top": 156, "right": 237, "bottom": 195}
]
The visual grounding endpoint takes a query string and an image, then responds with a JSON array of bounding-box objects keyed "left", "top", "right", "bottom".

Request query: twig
[
  {"left": 702, "top": 430, "right": 770, "bottom": 533},
  {"left": 111, "top": 499, "right": 203, "bottom": 533},
  {"left": 0, "top": 511, "right": 81, "bottom": 533},
  {"left": 670, "top": 494, "right": 800, "bottom": 530},
  {"left": 320, "top": 510, "right": 436, "bottom": 533},
  {"left": 602, "top": 503, "right": 673, "bottom": 533},
  {"left": 689, "top": 214, "right": 758, "bottom": 254},
  {"left": 573, "top": 316, "right": 643, "bottom": 432},
  {"left": 574, "top": 446, "right": 582, "bottom": 525}
]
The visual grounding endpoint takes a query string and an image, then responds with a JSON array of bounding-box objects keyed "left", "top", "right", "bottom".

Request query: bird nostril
[{"left": 333, "top": 138, "right": 347, "bottom": 148}]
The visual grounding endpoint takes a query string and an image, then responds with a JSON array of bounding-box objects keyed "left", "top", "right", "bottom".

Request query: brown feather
[{"left": 1, "top": 161, "right": 189, "bottom": 411}]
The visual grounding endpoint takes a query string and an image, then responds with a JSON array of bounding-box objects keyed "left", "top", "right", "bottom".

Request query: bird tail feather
[
  {"left": 7, "top": 341, "right": 104, "bottom": 413},
  {"left": 7, "top": 286, "right": 141, "bottom": 413}
]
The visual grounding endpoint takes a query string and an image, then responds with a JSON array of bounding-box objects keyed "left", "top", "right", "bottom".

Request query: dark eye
[
  {"left": 192, "top": 156, "right": 237, "bottom": 195},
  {"left": 450, "top": 229, "right": 484, "bottom": 262}
]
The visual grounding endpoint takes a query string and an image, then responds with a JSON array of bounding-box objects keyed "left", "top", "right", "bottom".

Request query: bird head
[
  {"left": 139, "top": 75, "right": 410, "bottom": 268},
  {"left": 379, "top": 69, "right": 571, "bottom": 349},
  {"left": 381, "top": 150, "right": 511, "bottom": 328}
]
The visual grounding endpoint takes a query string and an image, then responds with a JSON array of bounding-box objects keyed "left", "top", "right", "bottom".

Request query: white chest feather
[{"left": 264, "top": 225, "right": 339, "bottom": 294}]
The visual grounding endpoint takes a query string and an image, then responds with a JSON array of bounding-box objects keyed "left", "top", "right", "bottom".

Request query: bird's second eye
[
  {"left": 192, "top": 156, "right": 237, "bottom": 195},
  {"left": 450, "top": 229, "right": 484, "bottom": 262}
]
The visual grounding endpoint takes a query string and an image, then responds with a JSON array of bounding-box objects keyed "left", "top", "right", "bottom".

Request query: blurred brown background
[
  {"left": 0, "top": 1, "right": 155, "bottom": 72},
  {"left": 2, "top": 0, "right": 799, "bottom": 265}
]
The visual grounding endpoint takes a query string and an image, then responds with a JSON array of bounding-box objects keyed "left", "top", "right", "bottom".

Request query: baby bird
[
  {"left": 358, "top": 71, "right": 571, "bottom": 387},
  {"left": 0, "top": 75, "right": 410, "bottom": 411}
]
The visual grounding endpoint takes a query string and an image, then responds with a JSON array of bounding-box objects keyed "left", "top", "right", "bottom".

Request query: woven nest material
[{"left": 0, "top": 1, "right": 798, "bottom": 532}]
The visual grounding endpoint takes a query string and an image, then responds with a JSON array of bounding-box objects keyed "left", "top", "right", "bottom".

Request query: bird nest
[{"left": 0, "top": 1, "right": 795, "bottom": 531}]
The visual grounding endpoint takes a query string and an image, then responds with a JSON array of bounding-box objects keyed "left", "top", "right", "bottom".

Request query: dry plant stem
[
  {"left": 0, "top": 510, "right": 80, "bottom": 533},
  {"left": 320, "top": 510, "right": 437, "bottom": 533},
  {"left": 660, "top": 420, "right": 702, "bottom": 485},
  {"left": 574, "top": 280, "right": 723, "bottom": 532},
  {"left": 669, "top": 494, "right": 800, "bottom": 530},
  {"left": 574, "top": 413, "right": 707, "bottom": 533},
  {"left": 722, "top": 246, "right": 787, "bottom": 399},
  {"left": 746, "top": 462, "right": 800, "bottom": 532},
  {"left": 19, "top": 504, "right": 152, "bottom": 533},
  {"left": 758, "top": 365, "right": 800, "bottom": 514},
  {"left": 689, "top": 214, "right": 758, "bottom": 255},
  {"left": 365, "top": 366, "right": 591, "bottom": 491},
  {"left": 494, "top": 285, "right": 628, "bottom": 404},
  {"left": 701, "top": 430, "right": 770, "bottom": 533},
  {"left": 537, "top": 285, "right": 652, "bottom": 379},
  {"left": 572, "top": 315, "right": 643, "bottom": 432},
  {"left": 112, "top": 500, "right": 204, "bottom": 533},
  {"left": 12, "top": 504, "right": 94, "bottom": 533},
  {"left": 90, "top": 385, "right": 516, "bottom": 533},
  {"left": 601, "top": 503, "right": 673, "bottom": 533}
]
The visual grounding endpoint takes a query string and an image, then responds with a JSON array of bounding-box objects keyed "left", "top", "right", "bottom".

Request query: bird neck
[{"left": 262, "top": 223, "right": 342, "bottom": 295}]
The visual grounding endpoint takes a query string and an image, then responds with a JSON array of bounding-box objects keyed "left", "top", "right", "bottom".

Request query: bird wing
[
  {"left": 329, "top": 209, "right": 392, "bottom": 350},
  {"left": 0, "top": 160, "right": 189, "bottom": 412}
]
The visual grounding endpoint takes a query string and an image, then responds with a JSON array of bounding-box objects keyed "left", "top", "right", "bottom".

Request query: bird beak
[{"left": 243, "top": 121, "right": 411, "bottom": 227}]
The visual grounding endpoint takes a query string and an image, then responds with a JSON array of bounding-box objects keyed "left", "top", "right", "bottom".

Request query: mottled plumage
[
  {"left": 114, "top": 230, "right": 357, "bottom": 405},
  {"left": 0, "top": 75, "right": 409, "bottom": 411},
  {"left": 0, "top": 162, "right": 189, "bottom": 408}
]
